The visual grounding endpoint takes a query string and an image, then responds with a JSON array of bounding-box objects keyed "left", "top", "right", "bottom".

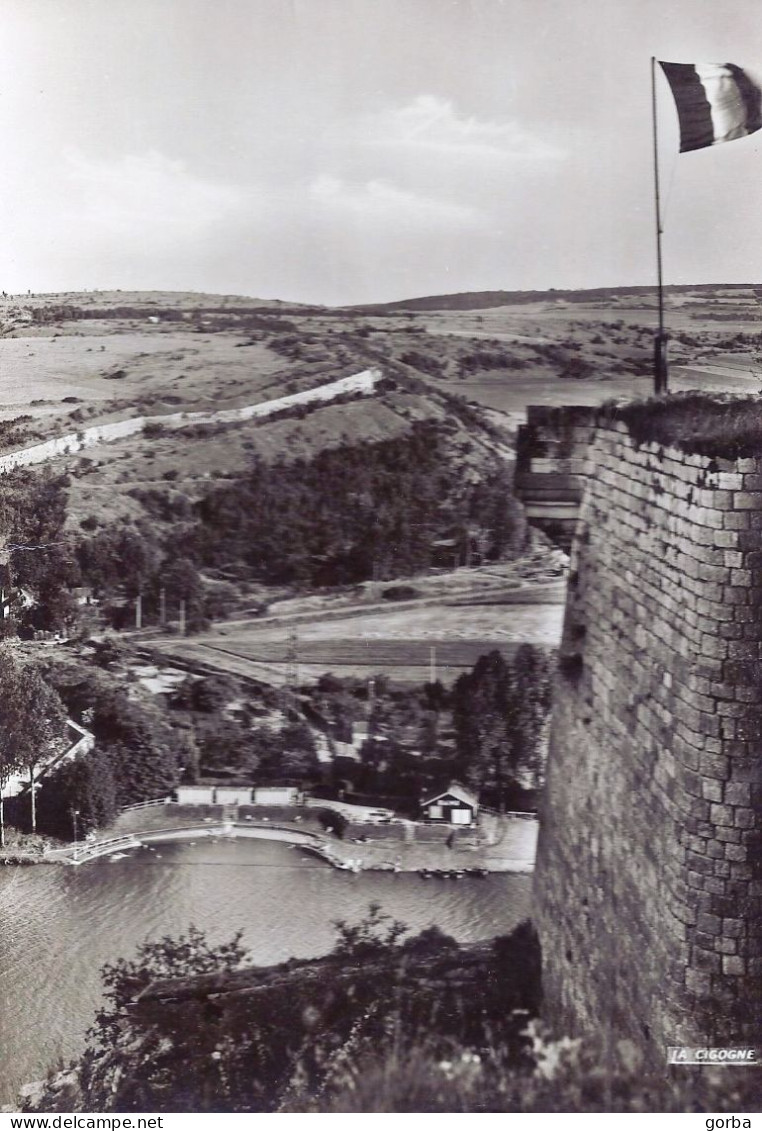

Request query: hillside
[
  {"left": 0, "top": 291, "right": 531, "bottom": 638},
  {"left": 355, "top": 282, "right": 762, "bottom": 312},
  {"left": 1, "top": 284, "right": 760, "bottom": 638}
]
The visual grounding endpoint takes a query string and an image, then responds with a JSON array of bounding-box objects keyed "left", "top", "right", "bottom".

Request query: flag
[{"left": 659, "top": 61, "right": 762, "bottom": 152}]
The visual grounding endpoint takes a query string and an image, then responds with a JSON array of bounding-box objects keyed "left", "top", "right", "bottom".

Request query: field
[
  {"left": 2, "top": 285, "right": 761, "bottom": 496},
  {"left": 1, "top": 283, "right": 760, "bottom": 643},
  {"left": 151, "top": 601, "right": 564, "bottom": 685}
]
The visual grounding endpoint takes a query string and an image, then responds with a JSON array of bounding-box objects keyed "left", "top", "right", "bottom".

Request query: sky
[{"left": 2, "top": 0, "right": 762, "bottom": 306}]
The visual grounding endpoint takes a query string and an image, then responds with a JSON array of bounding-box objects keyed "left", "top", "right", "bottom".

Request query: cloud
[
  {"left": 308, "top": 174, "right": 482, "bottom": 230},
  {"left": 64, "top": 149, "right": 249, "bottom": 240},
  {"left": 368, "top": 95, "right": 565, "bottom": 163}
]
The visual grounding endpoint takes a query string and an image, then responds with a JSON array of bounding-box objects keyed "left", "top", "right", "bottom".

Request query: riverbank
[
  {"left": 0, "top": 834, "right": 533, "bottom": 1110},
  {"left": 20, "top": 803, "right": 537, "bottom": 873}
]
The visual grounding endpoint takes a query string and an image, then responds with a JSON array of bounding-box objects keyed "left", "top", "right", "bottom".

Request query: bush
[
  {"left": 316, "top": 807, "right": 348, "bottom": 839},
  {"left": 381, "top": 584, "right": 420, "bottom": 601}
]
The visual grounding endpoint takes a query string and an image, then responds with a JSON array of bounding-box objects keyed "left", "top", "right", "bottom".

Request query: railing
[
  {"left": 120, "top": 797, "right": 174, "bottom": 814},
  {"left": 66, "top": 833, "right": 142, "bottom": 861}
]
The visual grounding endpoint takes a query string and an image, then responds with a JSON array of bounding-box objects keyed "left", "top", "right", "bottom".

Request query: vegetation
[
  {"left": 25, "top": 913, "right": 542, "bottom": 1113},
  {"left": 0, "top": 650, "right": 68, "bottom": 839},
  {"left": 603, "top": 391, "right": 762, "bottom": 458},
  {"left": 357, "top": 282, "right": 758, "bottom": 313},
  {"left": 192, "top": 421, "right": 527, "bottom": 586},
  {"left": 0, "top": 470, "right": 80, "bottom": 634},
  {"left": 452, "top": 646, "right": 552, "bottom": 808},
  {"left": 33, "top": 660, "right": 183, "bottom": 837},
  {"left": 23, "top": 911, "right": 762, "bottom": 1113}
]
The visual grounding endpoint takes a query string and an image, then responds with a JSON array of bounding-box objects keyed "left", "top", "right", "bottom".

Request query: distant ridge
[
  {"left": 0, "top": 289, "right": 322, "bottom": 312},
  {"left": 352, "top": 283, "right": 762, "bottom": 313}
]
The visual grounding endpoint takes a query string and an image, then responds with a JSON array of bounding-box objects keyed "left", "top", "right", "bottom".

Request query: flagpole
[{"left": 651, "top": 56, "right": 668, "bottom": 394}]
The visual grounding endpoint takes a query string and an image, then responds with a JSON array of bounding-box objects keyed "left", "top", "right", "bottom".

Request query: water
[{"left": 0, "top": 839, "right": 532, "bottom": 1105}]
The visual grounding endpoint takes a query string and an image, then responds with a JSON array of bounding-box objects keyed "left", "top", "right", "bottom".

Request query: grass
[{"left": 602, "top": 391, "right": 762, "bottom": 458}]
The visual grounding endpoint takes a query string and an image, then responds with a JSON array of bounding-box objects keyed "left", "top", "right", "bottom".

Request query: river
[{"left": 0, "top": 838, "right": 532, "bottom": 1106}]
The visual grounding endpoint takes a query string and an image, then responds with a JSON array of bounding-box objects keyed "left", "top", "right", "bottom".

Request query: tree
[
  {"left": 512, "top": 644, "right": 553, "bottom": 788},
  {"left": 37, "top": 749, "right": 118, "bottom": 839},
  {"left": 332, "top": 902, "right": 408, "bottom": 959},
  {"left": 0, "top": 733, "right": 19, "bottom": 848},
  {"left": 195, "top": 715, "right": 256, "bottom": 773},
  {"left": 452, "top": 650, "right": 515, "bottom": 808},
  {"left": 0, "top": 651, "right": 67, "bottom": 833},
  {"left": 452, "top": 648, "right": 553, "bottom": 809},
  {"left": 89, "top": 688, "right": 181, "bottom": 805},
  {"left": 83, "top": 925, "right": 249, "bottom": 1104},
  {"left": 161, "top": 557, "right": 204, "bottom": 629}
]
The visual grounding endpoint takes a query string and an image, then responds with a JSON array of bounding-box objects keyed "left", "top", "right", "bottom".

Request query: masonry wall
[
  {"left": 534, "top": 419, "right": 762, "bottom": 1055},
  {"left": 514, "top": 406, "right": 596, "bottom": 549}
]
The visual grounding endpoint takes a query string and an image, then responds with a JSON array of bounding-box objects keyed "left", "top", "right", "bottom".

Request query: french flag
[{"left": 659, "top": 61, "right": 762, "bottom": 152}]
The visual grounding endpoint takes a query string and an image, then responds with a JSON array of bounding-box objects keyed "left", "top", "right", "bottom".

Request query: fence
[{"left": 120, "top": 797, "right": 174, "bottom": 814}]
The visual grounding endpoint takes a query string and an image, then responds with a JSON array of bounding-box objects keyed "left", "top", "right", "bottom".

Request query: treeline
[
  {"left": 452, "top": 646, "right": 552, "bottom": 808},
  {"left": 33, "top": 658, "right": 184, "bottom": 839},
  {"left": 0, "top": 422, "right": 526, "bottom": 634},
  {"left": 309, "top": 645, "right": 552, "bottom": 812},
  {"left": 28, "top": 304, "right": 300, "bottom": 327},
  {"left": 193, "top": 420, "right": 527, "bottom": 586},
  {"left": 167, "top": 673, "right": 319, "bottom": 783}
]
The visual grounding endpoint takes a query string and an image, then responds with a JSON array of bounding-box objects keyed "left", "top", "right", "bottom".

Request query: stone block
[
  {"left": 742, "top": 474, "right": 762, "bottom": 490},
  {"left": 685, "top": 968, "right": 713, "bottom": 995},
  {"left": 693, "top": 947, "right": 722, "bottom": 973},
  {"left": 719, "top": 918, "right": 746, "bottom": 945},
  {"left": 701, "top": 780, "right": 723, "bottom": 803},
  {"left": 734, "top": 808, "right": 757, "bottom": 829},
  {"left": 699, "top": 753, "right": 730, "bottom": 779},
  {"left": 733, "top": 492, "right": 762, "bottom": 510},
  {"left": 723, "top": 587, "right": 749, "bottom": 607},
  {"left": 722, "top": 955, "right": 746, "bottom": 976},
  {"left": 716, "top": 703, "right": 746, "bottom": 719},
  {"left": 701, "top": 636, "right": 728, "bottom": 659},
  {"left": 697, "top": 912, "right": 722, "bottom": 935}
]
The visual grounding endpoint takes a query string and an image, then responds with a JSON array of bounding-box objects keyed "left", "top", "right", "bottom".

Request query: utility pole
[
  {"left": 285, "top": 630, "right": 299, "bottom": 689},
  {"left": 159, "top": 587, "right": 166, "bottom": 627},
  {"left": 651, "top": 57, "right": 669, "bottom": 394},
  {"left": 179, "top": 599, "right": 186, "bottom": 636},
  {"left": 135, "top": 592, "right": 142, "bottom": 630}
]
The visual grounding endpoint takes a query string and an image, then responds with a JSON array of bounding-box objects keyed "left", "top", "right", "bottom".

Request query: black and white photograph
[{"left": 0, "top": 0, "right": 761, "bottom": 1119}]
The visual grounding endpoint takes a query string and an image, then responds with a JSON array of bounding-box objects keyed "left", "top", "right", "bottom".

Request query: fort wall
[
  {"left": 514, "top": 406, "right": 596, "bottom": 549},
  {"left": 534, "top": 417, "right": 762, "bottom": 1053}
]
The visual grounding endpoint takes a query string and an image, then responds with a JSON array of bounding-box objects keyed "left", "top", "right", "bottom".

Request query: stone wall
[
  {"left": 534, "top": 418, "right": 762, "bottom": 1055},
  {"left": 0, "top": 368, "right": 382, "bottom": 475},
  {"left": 514, "top": 406, "right": 597, "bottom": 549}
]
